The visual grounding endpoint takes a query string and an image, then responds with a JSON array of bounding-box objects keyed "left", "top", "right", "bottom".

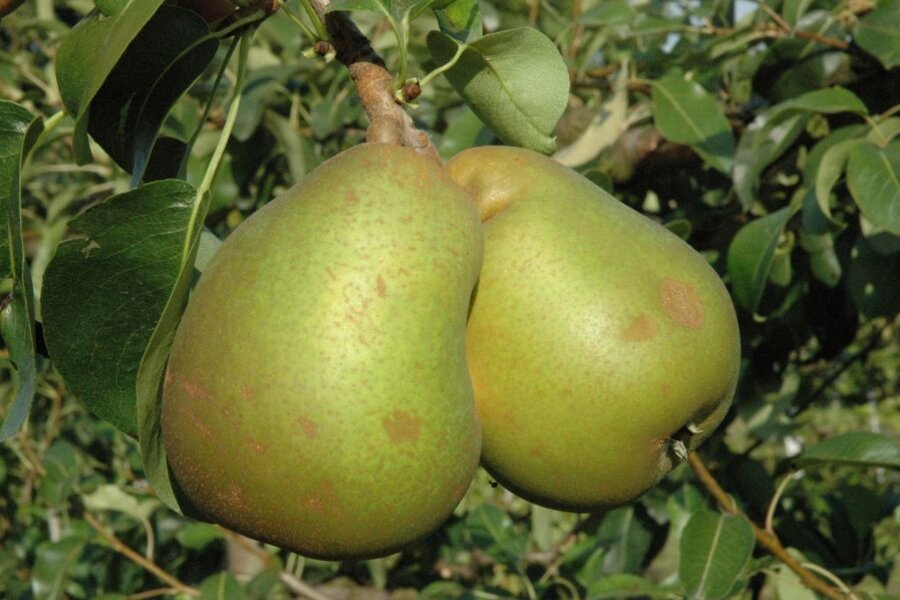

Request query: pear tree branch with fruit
[{"left": 2, "top": 1, "right": 897, "bottom": 598}]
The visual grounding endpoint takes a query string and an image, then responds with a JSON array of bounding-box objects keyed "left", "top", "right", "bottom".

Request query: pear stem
[
  {"left": 307, "top": 0, "right": 439, "bottom": 161},
  {"left": 688, "top": 453, "right": 850, "bottom": 600}
]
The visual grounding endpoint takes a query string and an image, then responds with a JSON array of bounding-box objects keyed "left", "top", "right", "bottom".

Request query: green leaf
[
  {"left": 854, "top": 2, "right": 900, "bottom": 69},
  {"left": 135, "top": 205, "right": 212, "bottom": 511},
  {"left": 799, "top": 230, "right": 841, "bottom": 287},
  {"left": 397, "top": 0, "right": 438, "bottom": 20},
  {"left": 465, "top": 503, "right": 528, "bottom": 565},
  {"left": 631, "top": 14, "right": 685, "bottom": 36},
  {"left": 32, "top": 536, "right": 87, "bottom": 600},
  {"left": 580, "top": 0, "right": 636, "bottom": 25},
  {"left": 798, "top": 431, "right": 900, "bottom": 469},
  {"left": 846, "top": 141, "right": 900, "bottom": 235},
  {"left": 245, "top": 568, "right": 282, "bottom": 600},
  {"left": 783, "top": 0, "right": 816, "bottom": 25},
  {"left": 734, "top": 88, "right": 868, "bottom": 209},
  {"left": 82, "top": 484, "right": 160, "bottom": 521},
  {"left": 803, "top": 124, "right": 866, "bottom": 227},
  {"left": 679, "top": 512, "right": 755, "bottom": 600},
  {"left": 200, "top": 573, "right": 246, "bottom": 600},
  {"left": 766, "top": 563, "right": 818, "bottom": 600},
  {"left": 85, "top": 5, "right": 218, "bottom": 182},
  {"left": 95, "top": 0, "right": 128, "bottom": 16},
  {"left": 733, "top": 112, "right": 808, "bottom": 209},
  {"left": 585, "top": 574, "right": 674, "bottom": 599},
  {"left": 774, "top": 87, "right": 868, "bottom": 116},
  {"left": 426, "top": 27, "right": 570, "bottom": 154},
  {"left": 326, "top": 0, "right": 432, "bottom": 21},
  {"left": 233, "top": 66, "right": 301, "bottom": 142},
  {"left": 55, "top": 1, "right": 168, "bottom": 163},
  {"left": 813, "top": 138, "right": 864, "bottom": 223},
  {"left": 37, "top": 441, "right": 81, "bottom": 505},
  {"left": 727, "top": 206, "right": 795, "bottom": 313},
  {"left": 644, "top": 485, "right": 707, "bottom": 582},
  {"left": 867, "top": 116, "right": 900, "bottom": 147},
  {"left": 651, "top": 74, "right": 735, "bottom": 174},
  {"left": 594, "top": 506, "right": 654, "bottom": 575},
  {"left": 176, "top": 522, "right": 226, "bottom": 550},
  {"left": 0, "top": 100, "right": 41, "bottom": 441},
  {"left": 41, "top": 180, "right": 197, "bottom": 435},
  {"left": 434, "top": 0, "right": 482, "bottom": 43}
]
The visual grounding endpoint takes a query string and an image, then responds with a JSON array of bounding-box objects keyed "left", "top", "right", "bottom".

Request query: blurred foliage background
[{"left": 1, "top": 0, "right": 899, "bottom": 598}]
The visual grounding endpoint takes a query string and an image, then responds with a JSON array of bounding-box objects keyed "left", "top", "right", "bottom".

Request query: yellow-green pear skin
[
  {"left": 162, "top": 144, "right": 483, "bottom": 560},
  {"left": 445, "top": 146, "right": 740, "bottom": 512}
]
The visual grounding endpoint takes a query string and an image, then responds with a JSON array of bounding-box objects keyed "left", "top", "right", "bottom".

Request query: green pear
[
  {"left": 162, "top": 144, "right": 483, "bottom": 559},
  {"left": 445, "top": 146, "right": 740, "bottom": 511}
]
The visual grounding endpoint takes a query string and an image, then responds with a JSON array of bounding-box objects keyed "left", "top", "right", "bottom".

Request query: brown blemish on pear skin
[
  {"left": 180, "top": 378, "right": 210, "bottom": 401},
  {"left": 241, "top": 385, "right": 254, "bottom": 401},
  {"left": 621, "top": 314, "right": 658, "bottom": 342},
  {"left": 298, "top": 416, "right": 318, "bottom": 439},
  {"left": 661, "top": 383, "right": 672, "bottom": 398},
  {"left": 660, "top": 278, "right": 704, "bottom": 329},
  {"left": 382, "top": 410, "right": 422, "bottom": 444},
  {"left": 248, "top": 437, "right": 268, "bottom": 454},
  {"left": 185, "top": 406, "right": 214, "bottom": 439},
  {"left": 376, "top": 274, "right": 387, "bottom": 298},
  {"left": 227, "top": 482, "right": 249, "bottom": 512},
  {"left": 345, "top": 190, "right": 360, "bottom": 204}
]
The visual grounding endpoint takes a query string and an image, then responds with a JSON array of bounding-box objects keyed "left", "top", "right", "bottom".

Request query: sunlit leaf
[
  {"left": 85, "top": 5, "right": 218, "bottom": 182},
  {"left": 798, "top": 431, "right": 900, "bottom": 469},
  {"left": 727, "top": 206, "right": 795, "bottom": 313},
  {"left": 434, "top": 0, "right": 482, "bottom": 42},
  {"left": 135, "top": 200, "right": 213, "bottom": 511},
  {"left": 42, "top": 181, "right": 197, "bottom": 435},
  {"left": 854, "top": 3, "right": 900, "bottom": 69},
  {"left": 679, "top": 512, "right": 755, "bottom": 600},
  {"left": 0, "top": 100, "right": 41, "bottom": 441},
  {"left": 55, "top": 0, "right": 167, "bottom": 162},
  {"left": 846, "top": 141, "right": 900, "bottom": 235},
  {"left": 427, "top": 27, "right": 569, "bottom": 154},
  {"left": 651, "top": 74, "right": 734, "bottom": 173}
]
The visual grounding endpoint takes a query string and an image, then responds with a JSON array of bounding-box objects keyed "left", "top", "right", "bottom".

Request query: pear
[
  {"left": 162, "top": 144, "right": 483, "bottom": 559},
  {"left": 445, "top": 146, "right": 740, "bottom": 511}
]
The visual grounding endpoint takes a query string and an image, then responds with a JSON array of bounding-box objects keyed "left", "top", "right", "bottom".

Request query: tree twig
[
  {"left": 84, "top": 513, "right": 199, "bottom": 598},
  {"left": 688, "top": 454, "right": 849, "bottom": 600},
  {"left": 308, "top": 0, "right": 439, "bottom": 161},
  {"left": 694, "top": 20, "right": 850, "bottom": 50}
]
